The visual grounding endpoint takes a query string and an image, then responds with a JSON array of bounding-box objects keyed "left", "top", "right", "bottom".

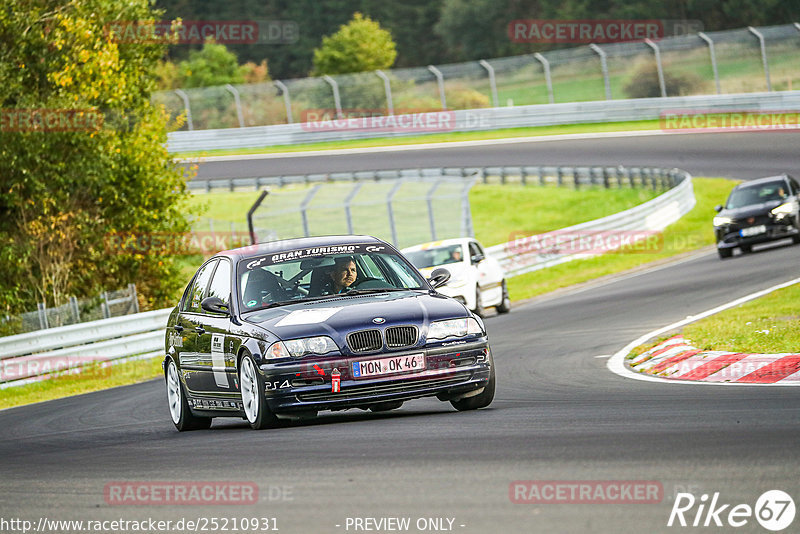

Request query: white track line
[{"left": 607, "top": 277, "right": 800, "bottom": 386}]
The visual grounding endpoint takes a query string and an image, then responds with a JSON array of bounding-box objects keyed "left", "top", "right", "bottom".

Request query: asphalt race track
[
  {"left": 2, "top": 134, "right": 800, "bottom": 533},
  {"left": 187, "top": 131, "right": 800, "bottom": 181}
]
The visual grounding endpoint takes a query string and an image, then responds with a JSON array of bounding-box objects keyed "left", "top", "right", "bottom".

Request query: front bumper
[
  {"left": 260, "top": 340, "right": 492, "bottom": 413},
  {"left": 715, "top": 220, "right": 799, "bottom": 249}
]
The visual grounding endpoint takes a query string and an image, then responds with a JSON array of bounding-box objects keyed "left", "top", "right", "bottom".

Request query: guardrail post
[
  {"left": 521, "top": 167, "right": 528, "bottom": 185},
  {"left": 589, "top": 44, "right": 612, "bottom": 100},
  {"left": 602, "top": 167, "right": 610, "bottom": 188},
  {"left": 375, "top": 70, "right": 394, "bottom": 115},
  {"left": 538, "top": 167, "right": 545, "bottom": 186},
  {"left": 69, "top": 296, "right": 81, "bottom": 322},
  {"left": 101, "top": 291, "right": 111, "bottom": 319},
  {"left": 644, "top": 39, "right": 667, "bottom": 98},
  {"left": 572, "top": 168, "right": 579, "bottom": 189},
  {"left": 322, "top": 75, "right": 343, "bottom": 118},
  {"left": 747, "top": 26, "right": 772, "bottom": 92},
  {"left": 479, "top": 60, "right": 499, "bottom": 107},
  {"left": 300, "top": 184, "right": 322, "bottom": 238},
  {"left": 273, "top": 80, "right": 293, "bottom": 123},
  {"left": 128, "top": 283, "right": 139, "bottom": 314},
  {"left": 426, "top": 180, "right": 443, "bottom": 240},
  {"left": 224, "top": 84, "right": 245, "bottom": 127},
  {"left": 427, "top": 65, "right": 447, "bottom": 110},
  {"left": 174, "top": 89, "right": 193, "bottom": 130},
  {"left": 698, "top": 32, "right": 721, "bottom": 95},
  {"left": 386, "top": 181, "right": 404, "bottom": 245},
  {"left": 534, "top": 53, "right": 554, "bottom": 104},
  {"left": 37, "top": 302, "right": 48, "bottom": 330},
  {"left": 344, "top": 183, "right": 363, "bottom": 235},
  {"left": 557, "top": 167, "right": 564, "bottom": 187}
]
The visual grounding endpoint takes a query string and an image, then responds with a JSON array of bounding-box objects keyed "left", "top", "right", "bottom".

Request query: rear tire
[
  {"left": 717, "top": 247, "right": 732, "bottom": 259},
  {"left": 240, "top": 353, "right": 279, "bottom": 430},
  {"left": 792, "top": 235, "right": 800, "bottom": 245},
  {"left": 495, "top": 280, "right": 511, "bottom": 314},
  {"left": 165, "top": 359, "right": 212, "bottom": 431},
  {"left": 450, "top": 366, "right": 495, "bottom": 411}
]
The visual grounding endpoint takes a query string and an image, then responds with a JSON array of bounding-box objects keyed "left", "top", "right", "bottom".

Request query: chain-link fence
[
  {"left": 154, "top": 24, "right": 800, "bottom": 131},
  {"left": 0, "top": 284, "right": 139, "bottom": 336}
]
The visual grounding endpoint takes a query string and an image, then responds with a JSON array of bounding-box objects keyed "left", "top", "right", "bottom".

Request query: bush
[{"left": 623, "top": 59, "right": 704, "bottom": 98}]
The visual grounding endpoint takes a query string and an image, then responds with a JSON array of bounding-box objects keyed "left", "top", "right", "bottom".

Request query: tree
[
  {"left": 0, "top": 0, "right": 192, "bottom": 314},
  {"left": 177, "top": 42, "right": 245, "bottom": 88},
  {"left": 312, "top": 12, "right": 397, "bottom": 75}
]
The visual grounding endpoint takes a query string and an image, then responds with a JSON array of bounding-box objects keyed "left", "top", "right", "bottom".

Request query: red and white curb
[
  {"left": 607, "top": 276, "right": 800, "bottom": 386},
  {"left": 629, "top": 335, "right": 800, "bottom": 384}
]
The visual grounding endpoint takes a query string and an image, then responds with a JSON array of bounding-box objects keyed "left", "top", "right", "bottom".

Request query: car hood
[
  {"left": 242, "top": 290, "right": 469, "bottom": 342},
  {"left": 720, "top": 201, "right": 781, "bottom": 219}
]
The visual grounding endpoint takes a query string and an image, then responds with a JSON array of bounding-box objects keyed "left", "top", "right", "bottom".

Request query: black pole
[{"left": 247, "top": 190, "right": 269, "bottom": 245}]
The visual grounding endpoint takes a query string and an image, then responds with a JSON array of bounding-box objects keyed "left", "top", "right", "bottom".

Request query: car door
[
  {"left": 193, "top": 258, "right": 236, "bottom": 396},
  {"left": 469, "top": 240, "right": 503, "bottom": 306},
  {"left": 177, "top": 259, "right": 217, "bottom": 395}
]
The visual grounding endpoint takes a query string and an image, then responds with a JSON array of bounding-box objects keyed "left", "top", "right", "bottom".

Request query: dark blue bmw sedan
[{"left": 163, "top": 235, "right": 495, "bottom": 430}]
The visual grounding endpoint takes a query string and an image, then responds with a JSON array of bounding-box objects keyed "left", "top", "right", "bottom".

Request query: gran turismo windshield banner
[{"left": 244, "top": 243, "right": 389, "bottom": 269}]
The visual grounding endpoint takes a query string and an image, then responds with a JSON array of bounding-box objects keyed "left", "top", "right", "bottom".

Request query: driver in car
[{"left": 329, "top": 257, "right": 358, "bottom": 293}]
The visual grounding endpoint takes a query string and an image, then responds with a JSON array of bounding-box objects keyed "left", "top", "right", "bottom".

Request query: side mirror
[
  {"left": 471, "top": 253, "right": 485, "bottom": 264},
  {"left": 428, "top": 268, "right": 451, "bottom": 289},
  {"left": 201, "top": 296, "right": 229, "bottom": 315},
  {"left": 714, "top": 205, "right": 723, "bottom": 213}
]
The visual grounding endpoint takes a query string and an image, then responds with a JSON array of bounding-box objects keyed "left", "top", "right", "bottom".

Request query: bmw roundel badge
[{"left": 372, "top": 317, "right": 386, "bottom": 324}]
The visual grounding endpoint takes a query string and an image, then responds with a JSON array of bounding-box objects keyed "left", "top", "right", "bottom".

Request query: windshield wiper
[{"left": 340, "top": 288, "right": 419, "bottom": 296}]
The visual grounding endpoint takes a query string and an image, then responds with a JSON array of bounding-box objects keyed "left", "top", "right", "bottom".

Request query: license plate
[
  {"left": 352, "top": 353, "right": 425, "bottom": 378},
  {"left": 740, "top": 225, "right": 766, "bottom": 237}
]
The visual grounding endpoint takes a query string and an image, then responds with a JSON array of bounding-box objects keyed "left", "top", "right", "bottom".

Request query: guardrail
[
  {"left": 485, "top": 168, "right": 694, "bottom": 276},
  {"left": 1, "top": 165, "right": 694, "bottom": 387},
  {"left": 0, "top": 308, "right": 171, "bottom": 388},
  {"left": 168, "top": 91, "right": 800, "bottom": 152}
]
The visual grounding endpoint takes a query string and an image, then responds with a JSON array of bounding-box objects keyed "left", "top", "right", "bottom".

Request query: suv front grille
[
  {"left": 347, "top": 329, "right": 382, "bottom": 352},
  {"left": 385, "top": 326, "right": 418, "bottom": 348}
]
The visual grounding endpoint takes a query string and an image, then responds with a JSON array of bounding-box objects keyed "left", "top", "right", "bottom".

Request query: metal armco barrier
[
  {"left": 167, "top": 91, "right": 800, "bottom": 152},
  {"left": 0, "top": 308, "right": 171, "bottom": 388}
]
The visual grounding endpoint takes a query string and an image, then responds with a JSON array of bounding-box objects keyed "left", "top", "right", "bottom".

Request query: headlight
[
  {"left": 428, "top": 318, "right": 484, "bottom": 340},
  {"left": 713, "top": 216, "right": 732, "bottom": 226},
  {"left": 265, "top": 336, "right": 338, "bottom": 359},
  {"left": 771, "top": 202, "right": 795, "bottom": 216}
]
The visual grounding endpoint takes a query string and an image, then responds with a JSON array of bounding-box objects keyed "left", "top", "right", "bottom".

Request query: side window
[
  {"left": 468, "top": 241, "right": 483, "bottom": 261},
  {"left": 206, "top": 259, "right": 231, "bottom": 307},
  {"left": 182, "top": 260, "right": 217, "bottom": 313},
  {"left": 789, "top": 178, "right": 800, "bottom": 196}
]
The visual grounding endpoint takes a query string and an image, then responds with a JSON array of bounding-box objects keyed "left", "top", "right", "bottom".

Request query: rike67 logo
[{"left": 668, "top": 490, "right": 795, "bottom": 531}]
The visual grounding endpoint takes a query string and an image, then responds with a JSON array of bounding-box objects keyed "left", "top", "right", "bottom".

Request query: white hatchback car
[{"left": 402, "top": 238, "right": 510, "bottom": 316}]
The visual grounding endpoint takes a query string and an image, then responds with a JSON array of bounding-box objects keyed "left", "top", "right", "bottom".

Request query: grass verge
[
  {"left": 173, "top": 119, "right": 662, "bottom": 158},
  {"left": 0, "top": 357, "right": 163, "bottom": 411}
]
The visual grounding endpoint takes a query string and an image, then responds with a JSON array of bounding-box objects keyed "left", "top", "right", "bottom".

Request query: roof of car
[
  {"left": 736, "top": 174, "right": 792, "bottom": 189},
  {"left": 217, "top": 235, "right": 386, "bottom": 261}
]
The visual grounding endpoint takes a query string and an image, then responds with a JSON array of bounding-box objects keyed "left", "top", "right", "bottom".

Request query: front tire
[
  {"left": 165, "top": 359, "right": 211, "bottom": 431},
  {"left": 717, "top": 247, "right": 732, "bottom": 259},
  {"left": 739, "top": 244, "right": 752, "bottom": 254},
  {"left": 240, "top": 353, "right": 279, "bottom": 430},
  {"left": 450, "top": 364, "right": 495, "bottom": 411},
  {"left": 495, "top": 280, "right": 511, "bottom": 314},
  {"left": 472, "top": 286, "right": 484, "bottom": 317}
]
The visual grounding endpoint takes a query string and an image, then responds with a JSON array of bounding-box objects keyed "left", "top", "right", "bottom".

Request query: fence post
[
  {"left": 426, "top": 180, "right": 443, "bottom": 241},
  {"left": 246, "top": 190, "right": 269, "bottom": 245},
  {"left": 224, "top": 84, "right": 245, "bottom": 127},
  {"left": 375, "top": 70, "right": 394, "bottom": 115},
  {"left": 557, "top": 167, "right": 564, "bottom": 187},
  {"left": 174, "top": 89, "right": 193, "bottom": 131},
  {"left": 461, "top": 176, "right": 477, "bottom": 238},
  {"left": 101, "top": 291, "right": 111, "bottom": 319},
  {"left": 427, "top": 65, "right": 447, "bottom": 110},
  {"left": 572, "top": 168, "right": 579, "bottom": 189},
  {"left": 534, "top": 53, "right": 554, "bottom": 104},
  {"left": 37, "top": 302, "right": 49, "bottom": 330},
  {"left": 589, "top": 44, "right": 612, "bottom": 100},
  {"left": 479, "top": 60, "right": 499, "bottom": 107},
  {"left": 300, "top": 184, "right": 322, "bottom": 238},
  {"left": 273, "top": 80, "right": 293, "bottom": 123},
  {"left": 344, "top": 183, "right": 363, "bottom": 235},
  {"left": 69, "top": 296, "right": 81, "bottom": 323},
  {"left": 127, "top": 283, "right": 139, "bottom": 314},
  {"left": 602, "top": 167, "right": 610, "bottom": 188},
  {"left": 644, "top": 39, "right": 667, "bottom": 98},
  {"left": 747, "top": 26, "right": 772, "bottom": 92},
  {"left": 538, "top": 167, "right": 545, "bottom": 186},
  {"left": 322, "top": 75, "right": 343, "bottom": 118},
  {"left": 698, "top": 32, "right": 721, "bottom": 95},
  {"left": 386, "top": 181, "right": 404, "bottom": 245}
]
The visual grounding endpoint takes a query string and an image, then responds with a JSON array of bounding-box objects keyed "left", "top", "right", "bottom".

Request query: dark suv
[{"left": 713, "top": 174, "right": 800, "bottom": 259}]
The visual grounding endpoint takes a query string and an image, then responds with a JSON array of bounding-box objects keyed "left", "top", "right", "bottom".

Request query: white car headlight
[
  {"left": 713, "top": 215, "right": 732, "bottom": 226},
  {"left": 771, "top": 202, "right": 795, "bottom": 216},
  {"left": 266, "top": 336, "right": 338, "bottom": 359},
  {"left": 428, "top": 318, "right": 484, "bottom": 340}
]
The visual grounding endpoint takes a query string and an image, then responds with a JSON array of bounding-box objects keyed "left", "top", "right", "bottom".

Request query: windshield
[
  {"left": 726, "top": 181, "right": 787, "bottom": 209},
  {"left": 237, "top": 243, "right": 427, "bottom": 311},
  {"left": 404, "top": 244, "right": 465, "bottom": 269}
]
